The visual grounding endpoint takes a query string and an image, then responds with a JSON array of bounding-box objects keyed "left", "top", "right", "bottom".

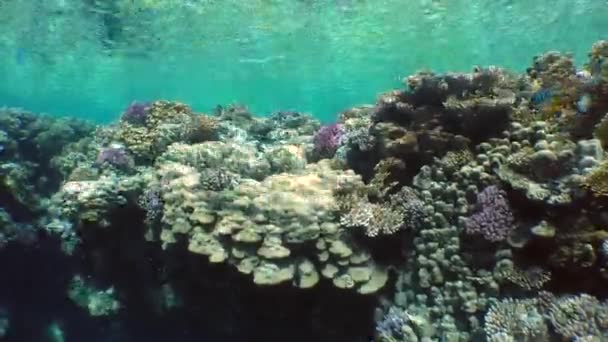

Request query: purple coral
[
  {"left": 464, "top": 185, "right": 514, "bottom": 242},
  {"left": 313, "top": 123, "right": 344, "bottom": 157},
  {"left": 122, "top": 101, "right": 150, "bottom": 125},
  {"left": 96, "top": 146, "right": 134, "bottom": 169}
]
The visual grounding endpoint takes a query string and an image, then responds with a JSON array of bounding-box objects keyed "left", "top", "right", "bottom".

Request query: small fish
[
  {"left": 238, "top": 55, "right": 285, "bottom": 64},
  {"left": 530, "top": 78, "right": 543, "bottom": 92},
  {"left": 530, "top": 88, "right": 553, "bottom": 105},
  {"left": 577, "top": 93, "right": 592, "bottom": 114},
  {"left": 576, "top": 69, "right": 592, "bottom": 80},
  {"left": 15, "top": 47, "right": 25, "bottom": 65},
  {"left": 577, "top": 64, "right": 602, "bottom": 87},
  {"left": 213, "top": 105, "right": 224, "bottom": 116},
  {"left": 590, "top": 57, "right": 603, "bottom": 76}
]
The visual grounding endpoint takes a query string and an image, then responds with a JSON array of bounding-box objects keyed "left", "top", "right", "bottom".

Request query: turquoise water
[{"left": 1, "top": 0, "right": 607, "bottom": 123}]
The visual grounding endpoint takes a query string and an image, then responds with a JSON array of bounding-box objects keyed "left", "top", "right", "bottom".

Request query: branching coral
[
  {"left": 438, "top": 149, "right": 474, "bottom": 175},
  {"left": 484, "top": 298, "right": 548, "bottom": 342},
  {"left": 583, "top": 160, "right": 608, "bottom": 197},
  {"left": 313, "top": 123, "right": 344, "bottom": 158},
  {"left": 139, "top": 184, "right": 164, "bottom": 226},
  {"left": 464, "top": 185, "right": 514, "bottom": 242},
  {"left": 389, "top": 186, "right": 425, "bottom": 230},
  {"left": 340, "top": 200, "right": 405, "bottom": 237},
  {"left": 199, "top": 168, "right": 238, "bottom": 191},
  {"left": 376, "top": 306, "right": 432, "bottom": 342},
  {"left": 547, "top": 294, "right": 608, "bottom": 340},
  {"left": 340, "top": 185, "right": 424, "bottom": 237},
  {"left": 367, "top": 157, "right": 404, "bottom": 198},
  {"left": 497, "top": 265, "right": 551, "bottom": 290}
]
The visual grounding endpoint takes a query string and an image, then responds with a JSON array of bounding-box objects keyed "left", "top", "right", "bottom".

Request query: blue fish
[
  {"left": 15, "top": 48, "right": 25, "bottom": 65},
  {"left": 576, "top": 93, "right": 592, "bottom": 114},
  {"left": 530, "top": 88, "right": 553, "bottom": 105}
]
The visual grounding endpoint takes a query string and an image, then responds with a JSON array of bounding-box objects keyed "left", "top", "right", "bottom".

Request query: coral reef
[{"left": 3, "top": 40, "right": 608, "bottom": 341}]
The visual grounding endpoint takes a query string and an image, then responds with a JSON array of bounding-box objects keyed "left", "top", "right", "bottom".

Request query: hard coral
[
  {"left": 464, "top": 185, "right": 514, "bottom": 242},
  {"left": 376, "top": 306, "right": 432, "bottom": 341},
  {"left": 583, "top": 160, "right": 608, "bottom": 197},
  {"left": 340, "top": 200, "right": 405, "bottom": 237},
  {"left": 528, "top": 51, "right": 576, "bottom": 88},
  {"left": 114, "top": 101, "right": 211, "bottom": 162},
  {"left": 484, "top": 298, "right": 548, "bottom": 342},
  {"left": 340, "top": 186, "right": 423, "bottom": 237},
  {"left": 121, "top": 101, "right": 150, "bottom": 125},
  {"left": 547, "top": 294, "right": 608, "bottom": 340},
  {"left": 313, "top": 123, "right": 344, "bottom": 158},
  {"left": 139, "top": 185, "right": 164, "bottom": 226},
  {"left": 95, "top": 145, "right": 134, "bottom": 170},
  {"left": 157, "top": 159, "right": 388, "bottom": 293},
  {"left": 193, "top": 115, "right": 219, "bottom": 141}
]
